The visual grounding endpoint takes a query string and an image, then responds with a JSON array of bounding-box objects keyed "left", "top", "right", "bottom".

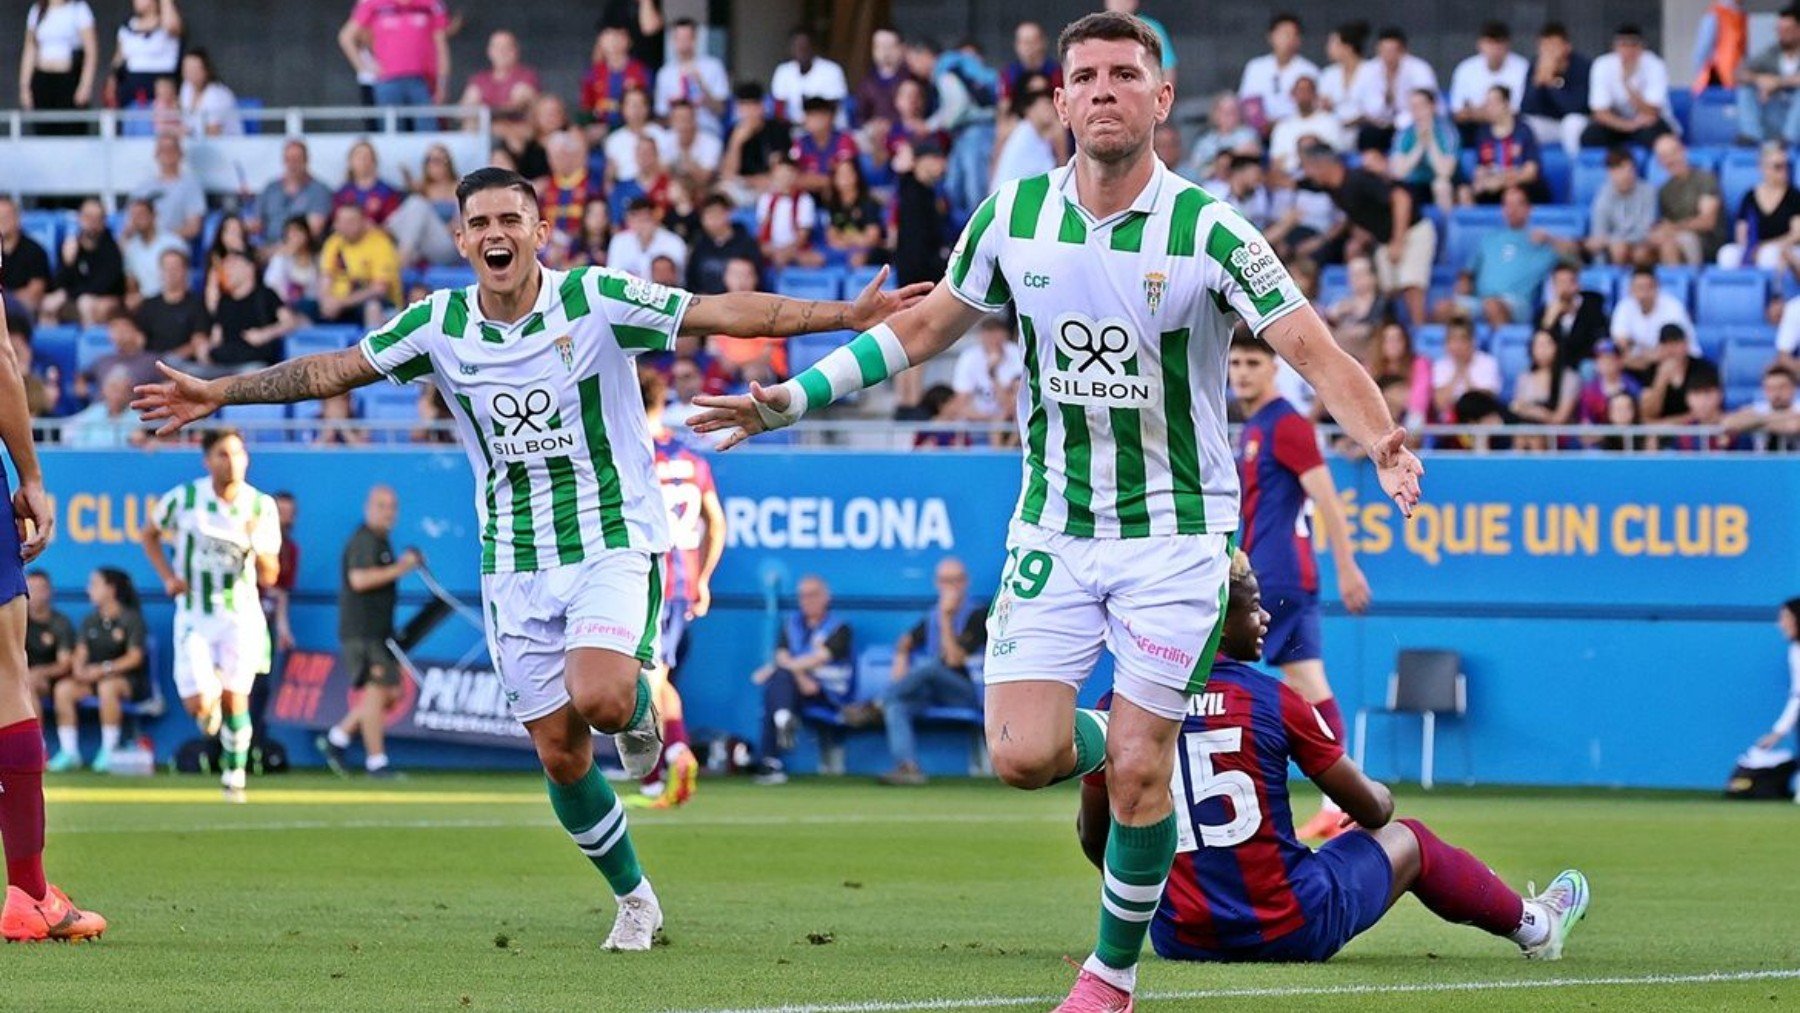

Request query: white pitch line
[
  {"left": 48, "top": 811, "right": 1068, "bottom": 835},
  {"left": 671, "top": 969, "right": 1800, "bottom": 1013}
]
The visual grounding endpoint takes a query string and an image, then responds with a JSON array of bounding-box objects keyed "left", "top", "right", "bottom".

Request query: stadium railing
[
  {"left": 3, "top": 106, "right": 489, "bottom": 205},
  {"left": 20, "top": 418, "right": 1782, "bottom": 455}
]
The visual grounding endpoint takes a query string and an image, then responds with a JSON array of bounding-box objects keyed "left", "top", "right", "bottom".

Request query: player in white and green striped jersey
[
  {"left": 138, "top": 428, "right": 281, "bottom": 803},
  {"left": 688, "top": 13, "right": 1424, "bottom": 1011},
  {"left": 132, "top": 167, "right": 930, "bottom": 951}
]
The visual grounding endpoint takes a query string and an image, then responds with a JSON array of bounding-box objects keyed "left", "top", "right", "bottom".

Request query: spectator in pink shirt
[
  {"left": 338, "top": 0, "right": 450, "bottom": 130},
  {"left": 459, "top": 29, "right": 539, "bottom": 130}
]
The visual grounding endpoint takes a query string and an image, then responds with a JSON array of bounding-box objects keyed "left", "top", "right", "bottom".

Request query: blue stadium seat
[
  {"left": 20, "top": 210, "right": 65, "bottom": 258},
  {"left": 1688, "top": 87, "right": 1744, "bottom": 148},
  {"left": 219, "top": 403, "right": 289, "bottom": 443},
  {"left": 1531, "top": 206, "right": 1586, "bottom": 242},
  {"left": 1670, "top": 89, "right": 1695, "bottom": 137},
  {"left": 357, "top": 385, "right": 417, "bottom": 418},
  {"left": 75, "top": 327, "right": 112, "bottom": 373},
  {"left": 421, "top": 265, "right": 476, "bottom": 291},
  {"left": 105, "top": 210, "right": 127, "bottom": 238},
  {"left": 800, "top": 646, "right": 890, "bottom": 730},
  {"left": 1721, "top": 326, "right": 1778, "bottom": 388},
  {"left": 236, "top": 97, "right": 263, "bottom": 135},
  {"left": 285, "top": 328, "right": 352, "bottom": 361},
  {"left": 787, "top": 330, "right": 855, "bottom": 377},
  {"left": 194, "top": 209, "right": 225, "bottom": 263},
  {"left": 775, "top": 267, "right": 844, "bottom": 302},
  {"left": 1492, "top": 328, "right": 1532, "bottom": 400},
  {"left": 1539, "top": 146, "right": 1571, "bottom": 204},
  {"left": 1577, "top": 264, "right": 1626, "bottom": 310},
  {"left": 729, "top": 205, "right": 759, "bottom": 235},
  {"left": 1693, "top": 325, "right": 1729, "bottom": 363},
  {"left": 1488, "top": 323, "right": 1533, "bottom": 355},
  {"left": 1443, "top": 207, "right": 1505, "bottom": 268},
  {"left": 77, "top": 635, "right": 163, "bottom": 731},
  {"left": 1570, "top": 160, "right": 1610, "bottom": 210},
  {"left": 1411, "top": 324, "right": 1447, "bottom": 361},
  {"left": 1719, "top": 158, "right": 1761, "bottom": 220},
  {"left": 1696, "top": 269, "right": 1771, "bottom": 326},
  {"left": 842, "top": 264, "right": 892, "bottom": 296},
  {"left": 31, "top": 326, "right": 79, "bottom": 390}
]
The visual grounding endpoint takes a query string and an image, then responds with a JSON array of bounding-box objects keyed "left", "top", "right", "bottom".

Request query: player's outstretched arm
[
  {"left": 132, "top": 347, "right": 382, "bottom": 438},
  {"left": 1261, "top": 307, "right": 1424, "bottom": 517},
  {"left": 1312, "top": 756, "right": 1395, "bottom": 830},
  {"left": 679, "top": 265, "right": 933, "bottom": 340},
  {"left": 687, "top": 281, "right": 986, "bottom": 449}
]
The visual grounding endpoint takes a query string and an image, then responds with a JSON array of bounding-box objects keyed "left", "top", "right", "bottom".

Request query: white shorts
[
  {"left": 984, "top": 522, "right": 1234, "bottom": 721},
  {"left": 173, "top": 608, "right": 270, "bottom": 699},
  {"left": 480, "top": 550, "right": 664, "bottom": 725}
]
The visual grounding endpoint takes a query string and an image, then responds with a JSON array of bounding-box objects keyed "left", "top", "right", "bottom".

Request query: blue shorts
[
  {"left": 1261, "top": 587, "right": 1322, "bottom": 666},
  {"left": 1153, "top": 832, "right": 1393, "bottom": 963},
  {"left": 0, "top": 474, "right": 24, "bottom": 605},
  {"left": 658, "top": 600, "right": 689, "bottom": 669}
]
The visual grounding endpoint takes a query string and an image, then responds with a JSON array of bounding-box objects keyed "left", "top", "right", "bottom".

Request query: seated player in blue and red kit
[
  {"left": 1078, "top": 553, "right": 1590, "bottom": 963},
  {"left": 1231, "top": 330, "right": 1372, "bottom": 840}
]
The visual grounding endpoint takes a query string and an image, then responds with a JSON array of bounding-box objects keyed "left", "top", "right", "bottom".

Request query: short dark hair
[
  {"left": 1228, "top": 154, "right": 1262, "bottom": 173},
  {"left": 1479, "top": 21, "right": 1511, "bottom": 42},
  {"left": 1631, "top": 265, "right": 1658, "bottom": 282},
  {"left": 202, "top": 427, "right": 243, "bottom": 454},
  {"left": 1489, "top": 84, "right": 1512, "bottom": 104},
  {"left": 1782, "top": 5, "right": 1800, "bottom": 23},
  {"left": 1552, "top": 261, "right": 1578, "bottom": 276},
  {"left": 1057, "top": 11, "right": 1164, "bottom": 71},
  {"left": 1269, "top": 12, "right": 1301, "bottom": 33},
  {"left": 788, "top": 25, "right": 814, "bottom": 42},
  {"left": 455, "top": 166, "right": 540, "bottom": 216},
  {"left": 801, "top": 96, "right": 837, "bottom": 114},
  {"left": 1615, "top": 23, "right": 1645, "bottom": 40},
  {"left": 1298, "top": 140, "right": 1340, "bottom": 164},
  {"left": 274, "top": 490, "right": 296, "bottom": 503},
  {"left": 1604, "top": 146, "right": 1635, "bottom": 168},
  {"left": 1657, "top": 323, "right": 1688, "bottom": 344},
  {"left": 672, "top": 16, "right": 697, "bottom": 31},
  {"left": 702, "top": 193, "right": 734, "bottom": 213},
  {"left": 1688, "top": 372, "right": 1722, "bottom": 393},
  {"left": 626, "top": 196, "right": 656, "bottom": 215},
  {"left": 639, "top": 367, "right": 668, "bottom": 411},
  {"left": 1333, "top": 21, "right": 1370, "bottom": 55},
  {"left": 1783, "top": 597, "right": 1800, "bottom": 636},
  {"left": 1767, "top": 363, "right": 1798, "bottom": 383},
  {"left": 1229, "top": 330, "right": 1276, "bottom": 356},
  {"left": 733, "top": 80, "right": 766, "bottom": 103},
  {"left": 1378, "top": 26, "right": 1408, "bottom": 46},
  {"left": 1539, "top": 21, "right": 1570, "bottom": 41}
]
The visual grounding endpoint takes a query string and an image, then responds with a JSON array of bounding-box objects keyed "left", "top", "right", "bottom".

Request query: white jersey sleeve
[
  {"left": 361, "top": 295, "right": 440, "bottom": 385},
  {"left": 946, "top": 190, "right": 1011, "bottom": 312},
  {"left": 1195, "top": 202, "right": 1307, "bottom": 335},
  {"left": 587, "top": 266, "right": 695, "bottom": 356}
]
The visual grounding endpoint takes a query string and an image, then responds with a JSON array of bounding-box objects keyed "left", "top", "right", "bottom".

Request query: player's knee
[
  {"left": 568, "top": 677, "right": 635, "bottom": 733},
  {"left": 988, "top": 740, "right": 1063, "bottom": 790},
  {"left": 1104, "top": 747, "right": 1173, "bottom": 821},
  {"left": 538, "top": 743, "right": 590, "bottom": 785}
]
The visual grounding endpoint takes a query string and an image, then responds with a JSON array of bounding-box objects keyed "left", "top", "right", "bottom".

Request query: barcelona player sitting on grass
[{"left": 1076, "top": 552, "right": 1590, "bottom": 963}]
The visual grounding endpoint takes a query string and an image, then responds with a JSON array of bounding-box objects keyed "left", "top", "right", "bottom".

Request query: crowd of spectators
[{"left": 6, "top": 1, "right": 1798, "bottom": 450}]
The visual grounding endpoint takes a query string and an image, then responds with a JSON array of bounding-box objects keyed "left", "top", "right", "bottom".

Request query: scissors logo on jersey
[
  {"left": 1045, "top": 311, "right": 1159, "bottom": 408},
  {"left": 489, "top": 388, "right": 578, "bottom": 461}
]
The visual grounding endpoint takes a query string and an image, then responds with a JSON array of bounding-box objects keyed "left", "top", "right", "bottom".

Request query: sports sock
[
  {"left": 221, "top": 711, "right": 252, "bottom": 777},
  {"left": 0, "top": 719, "right": 49, "bottom": 900},
  {"left": 366, "top": 753, "right": 389, "bottom": 772},
  {"left": 327, "top": 726, "right": 351, "bottom": 749},
  {"left": 100, "top": 726, "right": 120, "bottom": 753},
  {"left": 56, "top": 725, "right": 77, "bottom": 758},
  {"left": 1399, "top": 818, "right": 1527, "bottom": 938},
  {"left": 547, "top": 763, "right": 645, "bottom": 896},
  {"left": 1313, "top": 696, "right": 1347, "bottom": 745},
  {"left": 1085, "top": 812, "right": 1177, "bottom": 993},
  {"left": 1053, "top": 709, "right": 1109, "bottom": 785},
  {"left": 605, "top": 675, "right": 652, "bottom": 736}
]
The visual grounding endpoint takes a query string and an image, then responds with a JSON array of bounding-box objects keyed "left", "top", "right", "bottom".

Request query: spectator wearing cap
[
  {"left": 1238, "top": 13, "right": 1319, "bottom": 129},
  {"left": 755, "top": 156, "right": 821, "bottom": 270},
  {"left": 1611, "top": 266, "right": 1697, "bottom": 372},
  {"left": 129, "top": 133, "right": 206, "bottom": 242},
  {"left": 790, "top": 97, "right": 859, "bottom": 195},
  {"left": 1520, "top": 22, "right": 1592, "bottom": 157},
  {"left": 1449, "top": 22, "right": 1528, "bottom": 146},
  {"left": 770, "top": 26, "right": 849, "bottom": 127},
  {"left": 855, "top": 27, "right": 917, "bottom": 128},
  {"left": 1577, "top": 339, "right": 1643, "bottom": 423},
  {"left": 1300, "top": 142, "right": 1435, "bottom": 326},
  {"left": 1582, "top": 24, "right": 1674, "bottom": 149},
  {"left": 654, "top": 18, "right": 729, "bottom": 135},
  {"left": 603, "top": 87, "right": 675, "bottom": 188},
  {"left": 460, "top": 30, "right": 540, "bottom": 130},
  {"left": 1268, "top": 74, "right": 1343, "bottom": 175},
  {"left": 581, "top": 25, "right": 651, "bottom": 134},
  {"left": 1344, "top": 26, "right": 1439, "bottom": 152},
  {"left": 1642, "top": 323, "right": 1721, "bottom": 422},
  {"left": 317, "top": 204, "right": 399, "bottom": 330},
  {"left": 991, "top": 86, "right": 1063, "bottom": 189},
  {"left": 721, "top": 82, "right": 797, "bottom": 197},
  {"left": 117, "top": 197, "right": 186, "bottom": 311},
  {"left": 250, "top": 139, "right": 333, "bottom": 246},
  {"left": 688, "top": 193, "right": 762, "bottom": 295},
  {"left": 1432, "top": 317, "right": 1503, "bottom": 417},
  {"left": 1586, "top": 148, "right": 1656, "bottom": 265},
  {"left": 1737, "top": 6, "right": 1800, "bottom": 147},
  {"left": 338, "top": 0, "right": 450, "bottom": 128},
  {"left": 608, "top": 197, "right": 688, "bottom": 279}
]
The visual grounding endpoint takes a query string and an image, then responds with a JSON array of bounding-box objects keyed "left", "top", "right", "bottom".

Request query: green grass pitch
[{"left": 10, "top": 773, "right": 1800, "bottom": 1011}]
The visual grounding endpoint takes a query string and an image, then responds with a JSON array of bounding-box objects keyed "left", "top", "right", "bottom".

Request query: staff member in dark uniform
[
  {"left": 317, "top": 485, "right": 419, "bottom": 778},
  {"left": 48, "top": 568, "right": 146, "bottom": 773},
  {"left": 23, "top": 570, "right": 75, "bottom": 710}
]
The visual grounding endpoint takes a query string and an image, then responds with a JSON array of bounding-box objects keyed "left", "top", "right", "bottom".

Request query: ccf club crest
[
  {"left": 554, "top": 335, "right": 574, "bottom": 372},
  {"left": 1143, "top": 272, "right": 1167, "bottom": 314}
]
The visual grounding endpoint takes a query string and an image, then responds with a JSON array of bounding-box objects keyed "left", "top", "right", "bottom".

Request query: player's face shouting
[
  {"left": 1056, "top": 37, "right": 1171, "bottom": 165},
  {"left": 457, "top": 187, "right": 550, "bottom": 299}
]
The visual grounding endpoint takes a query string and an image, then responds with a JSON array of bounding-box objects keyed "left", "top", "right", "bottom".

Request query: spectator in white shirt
[
  {"left": 1187, "top": 92, "right": 1262, "bottom": 179},
  {"left": 1432, "top": 317, "right": 1503, "bottom": 415},
  {"left": 769, "top": 26, "right": 848, "bottom": 127},
  {"left": 755, "top": 155, "right": 821, "bottom": 269},
  {"left": 1238, "top": 13, "right": 1320, "bottom": 131},
  {"left": 1610, "top": 266, "right": 1697, "bottom": 371},
  {"left": 116, "top": 197, "right": 184, "bottom": 308},
  {"left": 606, "top": 197, "right": 688, "bottom": 279},
  {"left": 667, "top": 101, "right": 723, "bottom": 185},
  {"left": 1319, "top": 20, "right": 1371, "bottom": 126},
  {"left": 991, "top": 86, "right": 1063, "bottom": 188},
  {"left": 1346, "top": 26, "right": 1440, "bottom": 153},
  {"left": 1269, "top": 75, "right": 1344, "bottom": 173},
  {"left": 110, "top": 0, "right": 182, "bottom": 110},
  {"left": 176, "top": 47, "right": 241, "bottom": 137},
  {"left": 130, "top": 132, "right": 207, "bottom": 242},
  {"left": 951, "top": 315, "right": 1024, "bottom": 424},
  {"left": 604, "top": 87, "right": 675, "bottom": 186},
  {"left": 654, "top": 17, "right": 730, "bottom": 137},
  {"left": 1449, "top": 22, "right": 1529, "bottom": 145},
  {"left": 1582, "top": 24, "right": 1674, "bottom": 149}
]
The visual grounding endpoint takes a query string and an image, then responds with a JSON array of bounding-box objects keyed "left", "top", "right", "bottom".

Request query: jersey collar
[
  {"left": 1052, "top": 156, "right": 1167, "bottom": 230},
  {"left": 468, "top": 265, "right": 560, "bottom": 337}
]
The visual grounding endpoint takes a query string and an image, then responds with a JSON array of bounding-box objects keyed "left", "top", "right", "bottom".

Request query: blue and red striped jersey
[
  {"left": 1236, "top": 397, "right": 1323, "bottom": 593},
  {"left": 1156, "top": 660, "right": 1344, "bottom": 951},
  {"left": 653, "top": 432, "right": 716, "bottom": 603}
]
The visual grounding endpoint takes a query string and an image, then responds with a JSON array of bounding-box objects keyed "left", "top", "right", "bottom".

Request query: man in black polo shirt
[
  {"left": 1300, "top": 142, "right": 1438, "bottom": 327},
  {"left": 23, "top": 570, "right": 75, "bottom": 710},
  {"left": 207, "top": 250, "right": 301, "bottom": 373},
  {"left": 318, "top": 486, "right": 421, "bottom": 778},
  {"left": 0, "top": 197, "right": 53, "bottom": 317},
  {"left": 133, "top": 248, "right": 210, "bottom": 364}
]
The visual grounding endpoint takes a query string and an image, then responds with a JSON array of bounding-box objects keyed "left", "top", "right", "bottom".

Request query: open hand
[
  {"left": 687, "top": 381, "right": 795, "bottom": 451},
  {"left": 13, "top": 480, "right": 53, "bottom": 563},
  {"left": 132, "top": 362, "right": 224, "bottom": 437},
  {"left": 1338, "top": 561, "right": 1372, "bottom": 615},
  {"left": 847, "top": 265, "right": 933, "bottom": 331},
  {"left": 1372, "top": 428, "right": 1424, "bottom": 518}
]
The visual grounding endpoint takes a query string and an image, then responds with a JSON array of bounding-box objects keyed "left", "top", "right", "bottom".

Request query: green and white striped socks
[
  {"left": 1086, "top": 813, "right": 1177, "bottom": 994},
  {"left": 547, "top": 763, "right": 645, "bottom": 897},
  {"left": 765, "top": 324, "right": 910, "bottom": 427},
  {"left": 1052, "top": 708, "right": 1109, "bottom": 785},
  {"left": 220, "top": 710, "right": 252, "bottom": 781}
]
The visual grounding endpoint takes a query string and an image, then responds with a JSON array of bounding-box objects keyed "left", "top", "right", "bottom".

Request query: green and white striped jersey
[
  {"left": 946, "top": 161, "right": 1307, "bottom": 539},
  {"left": 360, "top": 266, "right": 691, "bottom": 574},
  {"left": 152, "top": 479, "right": 281, "bottom": 616}
]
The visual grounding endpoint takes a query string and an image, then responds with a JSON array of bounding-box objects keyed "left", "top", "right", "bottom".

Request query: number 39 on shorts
[{"left": 1000, "top": 548, "right": 1054, "bottom": 600}]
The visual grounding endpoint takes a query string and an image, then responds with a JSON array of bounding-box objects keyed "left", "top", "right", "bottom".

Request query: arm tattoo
[
  {"left": 222, "top": 350, "right": 369, "bottom": 405},
  {"left": 798, "top": 300, "right": 816, "bottom": 331},
  {"left": 761, "top": 297, "right": 780, "bottom": 336}
]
